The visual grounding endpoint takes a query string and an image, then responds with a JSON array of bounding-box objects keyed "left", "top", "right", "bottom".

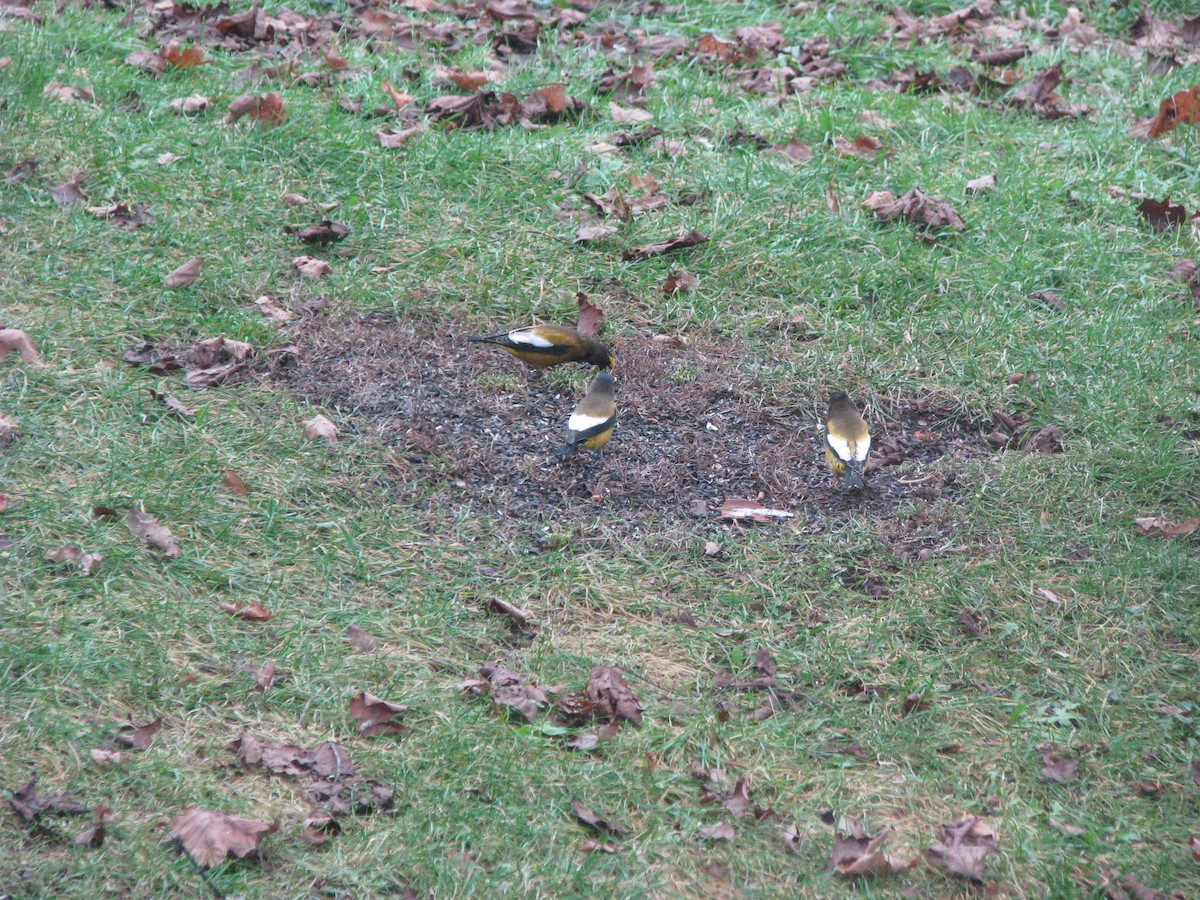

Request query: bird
[
  {"left": 823, "top": 390, "right": 870, "bottom": 489},
  {"left": 554, "top": 372, "right": 617, "bottom": 458},
  {"left": 464, "top": 324, "right": 614, "bottom": 371}
]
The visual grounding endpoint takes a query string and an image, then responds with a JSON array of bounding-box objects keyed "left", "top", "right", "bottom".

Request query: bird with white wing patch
[
  {"left": 464, "top": 324, "right": 614, "bottom": 371},
  {"left": 823, "top": 390, "right": 870, "bottom": 490},
  {"left": 555, "top": 372, "right": 617, "bottom": 459}
]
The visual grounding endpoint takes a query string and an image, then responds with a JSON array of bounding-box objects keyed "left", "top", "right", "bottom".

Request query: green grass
[{"left": 3, "top": 0, "right": 1200, "bottom": 896}]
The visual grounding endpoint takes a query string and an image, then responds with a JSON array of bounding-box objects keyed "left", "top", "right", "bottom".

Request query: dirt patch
[{"left": 276, "top": 314, "right": 994, "bottom": 527}]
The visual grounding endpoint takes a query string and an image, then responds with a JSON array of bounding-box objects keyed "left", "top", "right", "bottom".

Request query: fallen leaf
[
  {"left": 219, "top": 601, "right": 272, "bottom": 621},
  {"left": 585, "top": 665, "right": 643, "bottom": 725},
  {"left": 183, "top": 336, "right": 253, "bottom": 388},
  {"left": 126, "top": 48, "right": 167, "bottom": 76},
  {"left": 574, "top": 224, "right": 619, "bottom": 243},
  {"left": 1134, "top": 516, "right": 1200, "bottom": 538},
  {"left": 44, "top": 542, "right": 102, "bottom": 575},
  {"left": 864, "top": 188, "right": 965, "bottom": 231},
  {"left": 293, "top": 255, "right": 333, "bottom": 278},
  {"left": 1023, "top": 425, "right": 1065, "bottom": 453},
  {"left": 566, "top": 720, "right": 620, "bottom": 752},
  {"left": 51, "top": 172, "right": 89, "bottom": 207},
  {"left": 834, "top": 134, "right": 884, "bottom": 159},
  {"left": 151, "top": 390, "right": 195, "bottom": 419},
  {"left": 923, "top": 814, "right": 997, "bottom": 883},
  {"left": 571, "top": 799, "right": 628, "bottom": 837},
  {"left": 162, "top": 45, "right": 205, "bottom": 70},
  {"left": 169, "top": 808, "right": 276, "bottom": 868},
  {"left": 224, "top": 92, "right": 286, "bottom": 125},
  {"left": 345, "top": 624, "right": 377, "bottom": 652},
  {"left": 581, "top": 838, "right": 621, "bottom": 854},
  {"left": 126, "top": 507, "right": 181, "bottom": 557},
  {"left": 223, "top": 469, "right": 250, "bottom": 496},
  {"left": 575, "top": 292, "right": 606, "bottom": 337},
  {"left": 90, "top": 748, "right": 123, "bottom": 766},
  {"left": 381, "top": 78, "right": 413, "bottom": 110},
  {"left": 781, "top": 823, "right": 803, "bottom": 854},
  {"left": 479, "top": 661, "right": 546, "bottom": 723},
  {"left": 1048, "top": 818, "right": 1085, "bottom": 837},
  {"left": 163, "top": 257, "right": 202, "bottom": 288},
  {"left": 116, "top": 717, "right": 162, "bottom": 751},
  {"left": 825, "top": 183, "right": 840, "bottom": 213},
  {"left": 831, "top": 818, "right": 916, "bottom": 876},
  {"left": 622, "top": 229, "right": 708, "bottom": 261},
  {"left": 231, "top": 733, "right": 353, "bottom": 780},
  {"left": 303, "top": 414, "right": 339, "bottom": 443},
  {"left": 966, "top": 174, "right": 996, "bottom": 194},
  {"left": 697, "top": 822, "right": 735, "bottom": 841},
  {"left": 293, "top": 220, "right": 350, "bottom": 245},
  {"left": 1136, "top": 197, "right": 1190, "bottom": 233},
  {"left": 253, "top": 662, "right": 277, "bottom": 688},
  {"left": 375, "top": 125, "right": 426, "bottom": 148},
  {"left": 349, "top": 691, "right": 408, "bottom": 737},
  {"left": 75, "top": 807, "right": 112, "bottom": 848},
  {"left": 662, "top": 268, "right": 699, "bottom": 294},
  {"left": 488, "top": 597, "right": 532, "bottom": 625},
  {"left": 718, "top": 498, "right": 794, "bottom": 522},
  {"left": 1040, "top": 748, "right": 1080, "bottom": 782},
  {"left": 1131, "top": 86, "right": 1200, "bottom": 139},
  {"left": 168, "top": 94, "right": 210, "bottom": 114},
  {"left": 771, "top": 138, "right": 813, "bottom": 163},
  {"left": 8, "top": 777, "right": 88, "bottom": 822},
  {"left": 609, "top": 102, "right": 653, "bottom": 124},
  {"left": 43, "top": 80, "right": 96, "bottom": 104},
  {"left": 1191, "top": 836, "right": 1200, "bottom": 862},
  {"left": 0, "top": 329, "right": 42, "bottom": 366}
]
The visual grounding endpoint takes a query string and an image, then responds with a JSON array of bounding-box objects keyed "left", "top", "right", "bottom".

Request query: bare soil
[{"left": 276, "top": 315, "right": 995, "bottom": 533}]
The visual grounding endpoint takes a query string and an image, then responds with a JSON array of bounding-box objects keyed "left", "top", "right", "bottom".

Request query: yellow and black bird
[
  {"left": 465, "top": 324, "right": 614, "bottom": 371},
  {"left": 824, "top": 390, "right": 870, "bottom": 489},
  {"left": 554, "top": 372, "right": 617, "bottom": 458}
]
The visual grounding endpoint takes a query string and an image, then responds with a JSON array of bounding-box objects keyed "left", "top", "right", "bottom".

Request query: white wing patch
[
  {"left": 508, "top": 329, "right": 555, "bottom": 348},
  {"left": 826, "top": 433, "right": 853, "bottom": 462},
  {"left": 853, "top": 433, "right": 870, "bottom": 462},
  {"left": 568, "top": 411, "right": 610, "bottom": 433}
]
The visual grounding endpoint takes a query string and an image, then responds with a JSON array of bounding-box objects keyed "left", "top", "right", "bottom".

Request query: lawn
[{"left": 2, "top": 0, "right": 1199, "bottom": 896}]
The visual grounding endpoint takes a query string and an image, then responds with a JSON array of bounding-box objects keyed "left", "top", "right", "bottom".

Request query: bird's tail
[
  {"left": 553, "top": 441, "right": 579, "bottom": 460},
  {"left": 843, "top": 461, "right": 865, "bottom": 490},
  {"left": 464, "top": 335, "right": 500, "bottom": 345}
]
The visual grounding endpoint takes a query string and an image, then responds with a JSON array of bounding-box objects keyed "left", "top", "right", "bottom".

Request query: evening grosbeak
[
  {"left": 465, "top": 324, "right": 614, "bottom": 371},
  {"left": 554, "top": 372, "right": 617, "bottom": 458},
  {"left": 824, "top": 390, "right": 870, "bottom": 489}
]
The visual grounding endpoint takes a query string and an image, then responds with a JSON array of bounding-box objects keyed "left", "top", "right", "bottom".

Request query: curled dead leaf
[
  {"left": 169, "top": 808, "right": 277, "bottom": 868},
  {"left": 1134, "top": 516, "right": 1199, "bottom": 538},
  {"left": 45, "top": 543, "right": 103, "bottom": 575},
  {"left": 163, "top": 257, "right": 202, "bottom": 288},
  {"left": 293, "top": 256, "right": 333, "bottom": 279},
  {"left": 225, "top": 91, "right": 286, "bottom": 125},
  {"left": 0, "top": 329, "right": 43, "bottom": 367},
  {"left": 303, "top": 414, "right": 339, "bottom": 443},
  {"left": 585, "top": 665, "right": 643, "bottom": 725},
  {"left": 622, "top": 229, "right": 708, "bottom": 261},
  {"left": 575, "top": 292, "right": 606, "bottom": 337},
  {"left": 923, "top": 814, "right": 997, "bottom": 883},
  {"left": 219, "top": 601, "right": 272, "bottom": 621},
  {"left": 349, "top": 691, "right": 407, "bottom": 737},
  {"left": 126, "top": 506, "right": 181, "bottom": 557},
  {"left": 831, "top": 818, "right": 916, "bottom": 876}
]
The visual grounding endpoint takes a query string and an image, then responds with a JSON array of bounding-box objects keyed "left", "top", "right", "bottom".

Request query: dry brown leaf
[
  {"left": 381, "top": 78, "right": 413, "bottom": 110},
  {"left": 293, "top": 256, "right": 333, "bottom": 278},
  {"left": 349, "top": 691, "right": 408, "bottom": 737},
  {"left": 169, "top": 94, "right": 210, "bottom": 114},
  {"left": 163, "top": 257, "right": 202, "bottom": 288},
  {"left": 1040, "top": 748, "right": 1080, "bottom": 782},
  {"left": 218, "top": 601, "right": 272, "bottom": 621},
  {"left": 43, "top": 80, "right": 96, "bottom": 104},
  {"left": 0, "top": 329, "right": 43, "bottom": 366},
  {"left": 162, "top": 45, "right": 205, "bottom": 70},
  {"left": 1137, "top": 197, "right": 1191, "bottom": 233},
  {"left": 585, "top": 665, "right": 643, "bottom": 725},
  {"left": 345, "top": 624, "right": 377, "bottom": 652},
  {"left": 622, "top": 229, "right": 708, "bottom": 261},
  {"left": 609, "top": 102, "right": 653, "bottom": 124},
  {"left": 51, "top": 172, "right": 89, "bottom": 207},
  {"left": 574, "top": 224, "right": 619, "bottom": 243},
  {"left": 571, "top": 799, "right": 628, "bottom": 837},
  {"left": 480, "top": 661, "right": 546, "bottom": 722},
  {"left": 90, "top": 748, "right": 123, "bottom": 766},
  {"left": 718, "top": 498, "right": 794, "bottom": 522},
  {"left": 566, "top": 720, "right": 620, "bottom": 752},
  {"left": 966, "top": 174, "right": 997, "bottom": 194},
  {"left": 74, "top": 812, "right": 109, "bottom": 847},
  {"left": 8, "top": 778, "right": 87, "bottom": 823},
  {"left": 923, "top": 814, "right": 997, "bottom": 883},
  {"left": 831, "top": 818, "right": 916, "bottom": 876},
  {"left": 183, "top": 336, "right": 253, "bottom": 388},
  {"left": 169, "top": 808, "right": 276, "bottom": 868},
  {"left": 126, "top": 48, "right": 167, "bottom": 76},
  {"left": 225, "top": 92, "right": 286, "bottom": 125},
  {"left": 864, "top": 188, "right": 965, "bottom": 231},
  {"left": 697, "top": 822, "right": 735, "bottom": 841},
  {"left": 662, "top": 268, "right": 699, "bottom": 294},
  {"left": 303, "top": 414, "right": 339, "bottom": 443},
  {"left": 223, "top": 469, "right": 250, "bottom": 496},
  {"left": 1134, "top": 516, "right": 1200, "bottom": 538},
  {"left": 771, "top": 138, "right": 812, "bottom": 163},
  {"left": 375, "top": 125, "right": 427, "bottom": 148},
  {"left": 1131, "top": 86, "right": 1200, "bottom": 139},
  {"left": 488, "top": 597, "right": 531, "bottom": 625},
  {"left": 575, "top": 292, "right": 606, "bottom": 337},
  {"left": 116, "top": 717, "right": 162, "bottom": 751},
  {"left": 45, "top": 543, "right": 103, "bottom": 575},
  {"left": 125, "top": 507, "right": 181, "bottom": 557}
]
